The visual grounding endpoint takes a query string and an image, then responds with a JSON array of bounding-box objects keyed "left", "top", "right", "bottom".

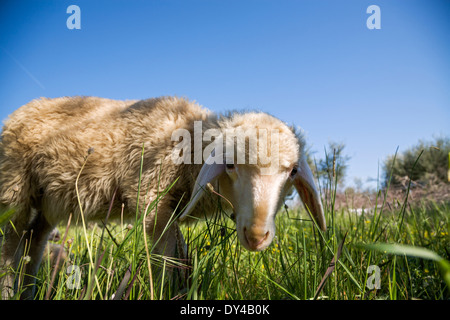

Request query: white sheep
[{"left": 0, "top": 96, "right": 326, "bottom": 299}]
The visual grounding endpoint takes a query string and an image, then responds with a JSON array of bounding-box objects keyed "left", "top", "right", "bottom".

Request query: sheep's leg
[
  {"left": 0, "top": 221, "right": 25, "bottom": 299},
  {"left": 144, "top": 211, "right": 189, "bottom": 289},
  {"left": 0, "top": 212, "right": 52, "bottom": 300},
  {"left": 19, "top": 212, "right": 53, "bottom": 300},
  {"left": 173, "top": 221, "right": 189, "bottom": 287},
  {"left": 0, "top": 205, "right": 34, "bottom": 299},
  {"left": 174, "top": 221, "right": 188, "bottom": 264},
  {"left": 1, "top": 208, "right": 52, "bottom": 299},
  {"left": 146, "top": 215, "right": 181, "bottom": 258}
]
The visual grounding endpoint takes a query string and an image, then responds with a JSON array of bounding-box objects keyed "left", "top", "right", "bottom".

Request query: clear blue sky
[{"left": 1, "top": 0, "right": 449, "bottom": 189}]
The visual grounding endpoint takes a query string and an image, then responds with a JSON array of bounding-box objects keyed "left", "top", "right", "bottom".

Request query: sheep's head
[{"left": 179, "top": 112, "right": 326, "bottom": 251}]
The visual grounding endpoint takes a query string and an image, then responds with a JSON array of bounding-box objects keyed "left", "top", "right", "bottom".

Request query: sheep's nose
[{"left": 243, "top": 226, "right": 270, "bottom": 251}]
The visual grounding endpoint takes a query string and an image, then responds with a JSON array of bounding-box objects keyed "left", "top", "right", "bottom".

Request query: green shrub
[{"left": 383, "top": 136, "right": 450, "bottom": 188}]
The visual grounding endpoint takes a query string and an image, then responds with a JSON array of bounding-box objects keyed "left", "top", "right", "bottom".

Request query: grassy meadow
[
  {"left": 6, "top": 184, "right": 447, "bottom": 300},
  {"left": 2, "top": 148, "right": 449, "bottom": 301}
]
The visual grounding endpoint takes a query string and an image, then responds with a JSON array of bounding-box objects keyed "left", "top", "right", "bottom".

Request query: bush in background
[{"left": 382, "top": 136, "right": 450, "bottom": 189}]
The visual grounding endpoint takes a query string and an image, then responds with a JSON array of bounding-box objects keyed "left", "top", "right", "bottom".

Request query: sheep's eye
[
  {"left": 290, "top": 167, "right": 298, "bottom": 177},
  {"left": 226, "top": 163, "right": 235, "bottom": 170}
]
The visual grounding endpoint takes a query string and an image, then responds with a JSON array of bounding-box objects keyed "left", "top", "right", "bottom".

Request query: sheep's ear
[
  {"left": 293, "top": 156, "right": 326, "bottom": 231},
  {"left": 179, "top": 152, "right": 225, "bottom": 221}
]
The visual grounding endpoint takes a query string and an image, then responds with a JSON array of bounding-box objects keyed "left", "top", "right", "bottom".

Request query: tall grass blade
[
  {"left": 0, "top": 208, "right": 15, "bottom": 227},
  {"left": 314, "top": 231, "right": 347, "bottom": 299},
  {"left": 356, "top": 242, "right": 450, "bottom": 287},
  {"left": 112, "top": 263, "right": 133, "bottom": 300}
]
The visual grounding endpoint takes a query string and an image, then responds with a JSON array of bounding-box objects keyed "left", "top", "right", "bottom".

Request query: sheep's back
[
  {"left": 0, "top": 96, "right": 214, "bottom": 223},
  {"left": 0, "top": 97, "right": 127, "bottom": 205}
]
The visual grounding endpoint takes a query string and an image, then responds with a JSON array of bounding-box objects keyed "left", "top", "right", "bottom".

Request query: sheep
[{"left": 0, "top": 96, "right": 326, "bottom": 299}]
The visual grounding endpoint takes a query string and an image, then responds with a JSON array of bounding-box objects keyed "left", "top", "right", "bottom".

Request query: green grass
[
  {"left": 2, "top": 148, "right": 449, "bottom": 300},
  {"left": 19, "top": 187, "right": 447, "bottom": 300}
]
